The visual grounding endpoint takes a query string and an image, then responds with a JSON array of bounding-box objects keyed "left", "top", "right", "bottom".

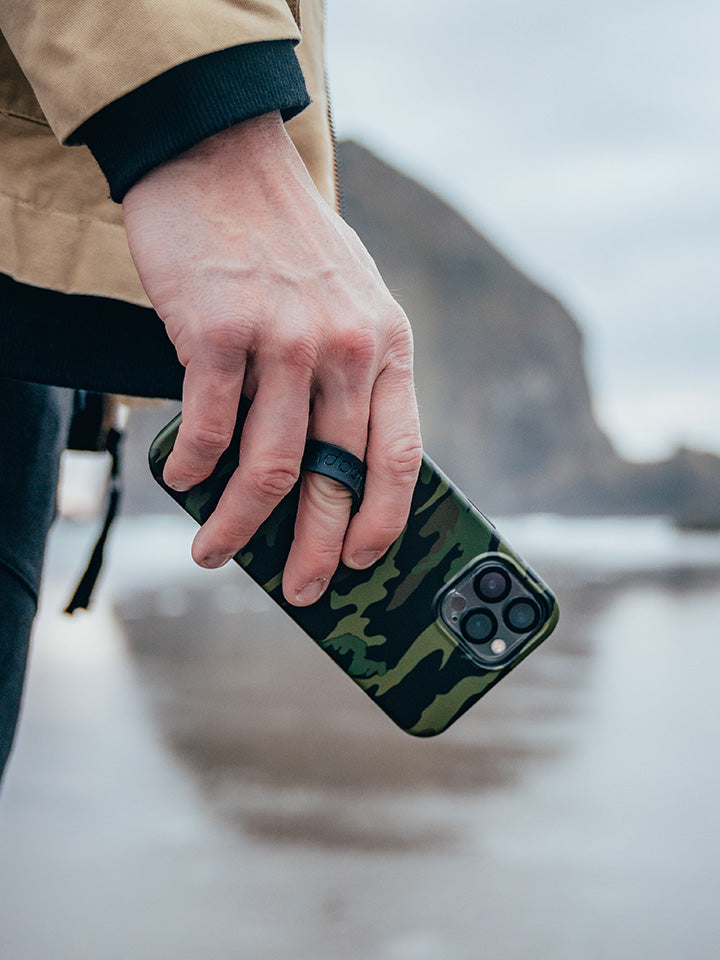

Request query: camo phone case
[{"left": 149, "top": 402, "right": 559, "bottom": 736}]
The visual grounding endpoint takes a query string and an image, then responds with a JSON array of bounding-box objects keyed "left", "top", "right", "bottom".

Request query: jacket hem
[
  {"left": 0, "top": 273, "right": 183, "bottom": 399},
  {"left": 0, "top": 184, "right": 150, "bottom": 306}
]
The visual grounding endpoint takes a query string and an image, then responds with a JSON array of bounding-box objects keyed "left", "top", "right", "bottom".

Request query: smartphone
[{"left": 148, "top": 400, "right": 559, "bottom": 737}]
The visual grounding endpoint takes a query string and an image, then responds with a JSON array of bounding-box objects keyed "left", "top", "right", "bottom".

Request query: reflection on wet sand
[
  {"left": 113, "top": 566, "right": 651, "bottom": 852},
  {"left": 117, "top": 560, "right": 720, "bottom": 867}
]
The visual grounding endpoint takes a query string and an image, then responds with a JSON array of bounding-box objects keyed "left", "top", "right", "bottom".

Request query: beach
[{"left": 1, "top": 515, "right": 719, "bottom": 959}]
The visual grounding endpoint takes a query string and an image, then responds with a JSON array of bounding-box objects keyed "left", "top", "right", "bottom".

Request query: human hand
[{"left": 123, "top": 112, "right": 422, "bottom": 605}]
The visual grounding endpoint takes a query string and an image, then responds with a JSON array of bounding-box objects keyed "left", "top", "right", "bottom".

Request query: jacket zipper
[{"left": 322, "top": 0, "right": 343, "bottom": 216}]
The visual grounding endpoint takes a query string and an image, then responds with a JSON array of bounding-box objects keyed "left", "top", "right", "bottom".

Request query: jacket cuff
[{"left": 72, "top": 40, "right": 310, "bottom": 202}]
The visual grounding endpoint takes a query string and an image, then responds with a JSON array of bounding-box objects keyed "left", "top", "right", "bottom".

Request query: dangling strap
[{"left": 64, "top": 426, "right": 123, "bottom": 614}]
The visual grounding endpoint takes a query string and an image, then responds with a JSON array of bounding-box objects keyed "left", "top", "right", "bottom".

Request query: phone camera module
[
  {"left": 474, "top": 566, "right": 511, "bottom": 603},
  {"left": 503, "top": 596, "right": 541, "bottom": 634},
  {"left": 462, "top": 607, "right": 497, "bottom": 644},
  {"left": 437, "top": 553, "right": 550, "bottom": 667}
]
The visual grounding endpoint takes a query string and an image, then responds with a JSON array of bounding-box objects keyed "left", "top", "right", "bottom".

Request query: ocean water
[
  {"left": 327, "top": 1, "right": 720, "bottom": 460},
  {"left": 0, "top": 514, "right": 718, "bottom": 958}
]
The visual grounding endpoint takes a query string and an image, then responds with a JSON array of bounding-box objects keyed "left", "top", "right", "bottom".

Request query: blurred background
[{"left": 1, "top": 2, "right": 719, "bottom": 958}]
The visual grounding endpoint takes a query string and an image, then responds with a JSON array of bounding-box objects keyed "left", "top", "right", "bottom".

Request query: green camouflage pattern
[{"left": 149, "top": 402, "right": 559, "bottom": 736}]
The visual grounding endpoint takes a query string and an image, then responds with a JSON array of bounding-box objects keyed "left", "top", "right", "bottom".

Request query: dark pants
[{"left": 0, "top": 377, "right": 72, "bottom": 781}]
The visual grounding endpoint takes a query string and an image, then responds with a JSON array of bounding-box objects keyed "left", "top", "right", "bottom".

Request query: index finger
[
  {"left": 163, "top": 353, "right": 245, "bottom": 492},
  {"left": 190, "top": 368, "right": 311, "bottom": 567}
]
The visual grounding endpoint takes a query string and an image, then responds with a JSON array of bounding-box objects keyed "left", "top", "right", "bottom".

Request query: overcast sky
[{"left": 327, "top": 0, "right": 720, "bottom": 460}]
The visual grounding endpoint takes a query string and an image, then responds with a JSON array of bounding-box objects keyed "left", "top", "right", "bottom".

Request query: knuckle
[
  {"left": 273, "top": 330, "right": 319, "bottom": 374},
  {"left": 381, "top": 436, "right": 424, "bottom": 483},
  {"left": 202, "top": 323, "right": 250, "bottom": 371},
  {"left": 383, "top": 310, "right": 414, "bottom": 364},
  {"left": 333, "top": 325, "right": 378, "bottom": 370},
  {"left": 184, "top": 424, "right": 234, "bottom": 459},
  {"left": 247, "top": 463, "right": 300, "bottom": 501}
]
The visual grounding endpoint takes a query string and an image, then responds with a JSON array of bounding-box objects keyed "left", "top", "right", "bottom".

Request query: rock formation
[{"left": 336, "top": 140, "right": 720, "bottom": 519}]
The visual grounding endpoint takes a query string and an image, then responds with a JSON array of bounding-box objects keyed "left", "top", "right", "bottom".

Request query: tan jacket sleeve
[{"left": 0, "top": 0, "right": 301, "bottom": 142}]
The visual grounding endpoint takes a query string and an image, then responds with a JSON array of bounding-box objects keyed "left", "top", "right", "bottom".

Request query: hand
[{"left": 123, "top": 112, "right": 422, "bottom": 606}]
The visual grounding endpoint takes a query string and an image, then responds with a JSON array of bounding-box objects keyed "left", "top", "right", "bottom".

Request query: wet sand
[{"left": 1, "top": 521, "right": 719, "bottom": 959}]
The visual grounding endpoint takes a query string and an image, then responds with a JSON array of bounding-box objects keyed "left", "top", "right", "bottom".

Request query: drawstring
[{"left": 64, "top": 426, "right": 123, "bottom": 614}]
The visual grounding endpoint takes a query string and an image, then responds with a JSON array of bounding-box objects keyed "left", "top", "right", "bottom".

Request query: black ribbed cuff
[{"left": 72, "top": 40, "right": 310, "bottom": 202}]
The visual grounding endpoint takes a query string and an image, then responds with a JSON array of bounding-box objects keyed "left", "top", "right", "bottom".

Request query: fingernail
[
  {"left": 295, "top": 578, "right": 328, "bottom": 605},
  {"left": 166, "top": 478, "right": 192, "bottom": 493},
  {"left": 199, "top": 554, "right": 233, "bottom": 569},
  {"left": 349, "top": 550, "right": 381, "bottom": 569}
]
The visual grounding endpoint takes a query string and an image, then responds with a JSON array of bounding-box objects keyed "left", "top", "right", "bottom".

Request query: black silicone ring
[{"left": 301, "top": 439, "right": 366, "bottom": 510}]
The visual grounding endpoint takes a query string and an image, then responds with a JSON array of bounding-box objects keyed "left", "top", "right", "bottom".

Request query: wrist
[
  {"left": 123, "top": 110, "right": 310, "bottom": 212},
  {"left": 162, "top": 110, "right": 291, "bottom": 175}
]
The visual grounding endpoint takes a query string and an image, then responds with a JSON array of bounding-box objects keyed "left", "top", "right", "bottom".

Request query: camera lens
[
  {"left": 462, "top": 607, "right": 497, "bottom": 644},
  {"left": 503, "top": 597, "right": 541, "bottom": 634},
  {"left": 474, "top": 566, "right": 511, "bottom": 602}
]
